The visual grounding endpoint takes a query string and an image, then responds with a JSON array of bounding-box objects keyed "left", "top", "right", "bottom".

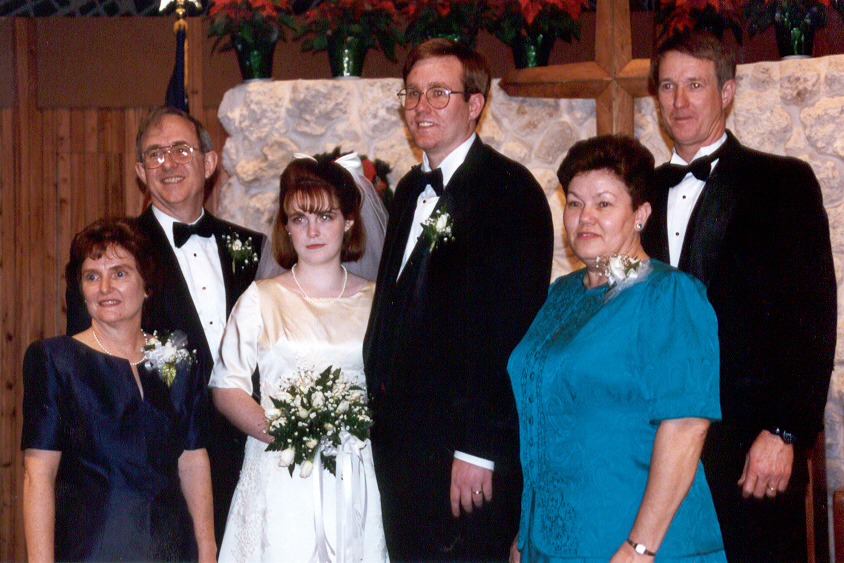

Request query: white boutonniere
[
  {"left": 420, "top": 207, "right": 454, "bottom": 252},
  {"left": 142, "top": 330, "right": 196, "bottom": 387},
  {"left": 265, "top": 366, "right": 373, "bottom": 478},
  {"left": 595, "top": 255, "right": 652, "bottom": 301},
  {"left": 222, "top": 233, "right": 259, "bottom": 273}
]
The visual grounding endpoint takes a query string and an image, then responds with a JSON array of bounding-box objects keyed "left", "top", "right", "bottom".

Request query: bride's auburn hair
[{"left": 273, "top": 156, "right": 366, "bottom": 269}]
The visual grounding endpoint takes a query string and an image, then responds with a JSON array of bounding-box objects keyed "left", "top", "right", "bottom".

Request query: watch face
[{"left": 635, "top": 544, "right": 647, "bottom": 555}]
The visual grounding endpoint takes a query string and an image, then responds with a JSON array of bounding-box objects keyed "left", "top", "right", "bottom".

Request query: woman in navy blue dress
[{"left": 21, "top": 217, "right": 215, "bottom": 562}]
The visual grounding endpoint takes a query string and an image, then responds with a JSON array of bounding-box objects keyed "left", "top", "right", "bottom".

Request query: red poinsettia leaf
[{"left": 521, "top": 0, "right": 542, "bottom": 25}]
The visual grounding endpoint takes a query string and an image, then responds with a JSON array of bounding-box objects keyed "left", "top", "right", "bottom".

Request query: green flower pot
[
  {"left": 774, "top": 10, "right": 816, "bottom": 57},
  {"left": 427, "top": 31, "right": 478, "bottom": 48},
  {"left": 509, "top": 31, "right": 555, "bottom": 69},
  {"left": 232, "top": 30, "right": 279, "bottom": 80},
  {"left": 327, "top": 35, "right": 367, "bottom": 78}
]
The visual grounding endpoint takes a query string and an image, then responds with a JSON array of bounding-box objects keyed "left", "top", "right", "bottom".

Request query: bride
[{"left": 209, "top": 156, "right": 388, "bottom": 562}]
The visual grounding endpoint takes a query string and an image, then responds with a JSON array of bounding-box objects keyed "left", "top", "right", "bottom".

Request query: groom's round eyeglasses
[
  {"left": 397, "top": 87, "right": 466, "bottom": 110},
  {"left": 142, "top": 144, "right": 198, "bottom": 169}
]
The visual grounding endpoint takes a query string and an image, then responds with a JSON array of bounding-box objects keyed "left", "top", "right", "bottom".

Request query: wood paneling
[{"left": 0, "top": 19, "right": 228, "bottom": 562}]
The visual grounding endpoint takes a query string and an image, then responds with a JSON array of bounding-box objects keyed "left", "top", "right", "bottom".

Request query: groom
[{"left": 364, "top": 39, "right": 554, "bottom": 561}]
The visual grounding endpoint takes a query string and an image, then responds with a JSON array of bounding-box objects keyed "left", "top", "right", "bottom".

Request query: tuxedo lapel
[
  {"left": 678, "top": 135, "right": 740, "bottom": 287},
  {"left": 209, "top": 215, "right": 257, "bottom": 317},
  {"left": 138, "top": 207, "right": 212, "bottom": 369},
  {"left": 364, "top": 166, "right": 428, "bottom": 392},
  {"left": 384, "top": 166, "right": 426, "bottom": 287},
  {"left": 645, "top": 168, "right": 672, "bottom": 263},
  {"left": 396, "top": 187, "right": 456, "bottom": 290}
]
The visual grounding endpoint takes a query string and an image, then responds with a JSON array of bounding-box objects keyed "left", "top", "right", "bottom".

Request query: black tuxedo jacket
[
  {"left": 642, "top": 131, "right": 836, "bottom": 449},
  {"left": 365, "top": 136, "right": 553, "bottom": 466},
  {"left": 66, "top": 205, "right": 264, "bottom": 543}
]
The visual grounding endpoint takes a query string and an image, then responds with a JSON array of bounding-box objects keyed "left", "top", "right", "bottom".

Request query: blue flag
[{"left": 165, "top": 25, "right": 189, "bottom": 112}]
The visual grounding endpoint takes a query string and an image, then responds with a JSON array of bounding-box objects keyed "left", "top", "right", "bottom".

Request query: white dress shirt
[
  {"left": 152, "top": 205, "right": 227, "bottom": 364},
  {"left": 397, "top": 133, "right": 494, "bottom": 471},
  {"left": 666, "top": 133, "right": 727, "bottom": 267},
  {"left": 398, "top": 133, "right": 476, "bottom": 276}
]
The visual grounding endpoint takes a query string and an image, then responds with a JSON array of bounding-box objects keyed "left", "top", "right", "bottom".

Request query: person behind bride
[{"left": 208, "top": 155, "right": 388, "bottom": 562}]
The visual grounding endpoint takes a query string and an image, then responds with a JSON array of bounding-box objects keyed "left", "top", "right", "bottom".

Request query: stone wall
[{"left": 218, "top": 54, "right": 844, "bottom": 552}]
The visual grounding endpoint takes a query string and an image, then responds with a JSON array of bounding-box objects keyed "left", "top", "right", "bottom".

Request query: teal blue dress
[{"left": 507, "top": 261, "right": 726, "bottom": 562}]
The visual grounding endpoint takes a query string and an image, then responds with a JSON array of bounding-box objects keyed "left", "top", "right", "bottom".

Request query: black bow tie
[
  {"left": 662, "top": 149, "right": 722, "bottom": 187},
  {"left": 420, "top": 168, "right": 444, "bottom": 196},
  {"left": 173, "top": 214, "right": 213, "bottom": 248}
]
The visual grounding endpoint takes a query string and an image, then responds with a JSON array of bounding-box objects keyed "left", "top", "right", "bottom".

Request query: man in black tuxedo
[
  {"left": 641, "top": 32, "right": 836, "bottom": 562},
  {"left": 363, "top": 39, "right": 553, "bottom": 562},
  {"left": 66, "top": 106, "right": 264, "bottom": 547}
]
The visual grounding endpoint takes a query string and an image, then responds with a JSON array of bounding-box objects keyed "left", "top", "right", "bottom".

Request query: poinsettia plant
[
  {"left": 400, "top": 0, "right": 489, "bottom": 47},
  {"left": 208, "top": 0, "right": 296, "bottom": 51},
  {"left": 656, "top": 0, "right": 744, "bottom": 42},
  {"left": 484, "top": 0, "right": 583, "bottom": 46},
  {"left": 295, "top": 0, "right": 405, "bottom": 61}
]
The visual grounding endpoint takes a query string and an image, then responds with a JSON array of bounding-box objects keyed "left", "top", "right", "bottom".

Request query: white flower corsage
[
  {"left": 142, "top": 330, "right": 196, "bottom": 387},
  {"left": 420, "top": 207, "right": 454, "bottom": 252},
  {"left": 222, "top": 233, "right": 259, "bottom": 273},
  {"left": 596, "top": 255, "right": 652, "bottom": 301}
]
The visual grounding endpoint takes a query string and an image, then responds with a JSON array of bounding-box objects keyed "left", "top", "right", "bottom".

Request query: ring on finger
[{"left": 473, "top": 490, "right": 482, "bottom": 495}]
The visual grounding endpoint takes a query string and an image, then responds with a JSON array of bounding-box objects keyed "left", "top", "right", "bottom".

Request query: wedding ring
[
  {"left": 768, "top": 486, "right": 776, "bottom": 491},
  {"left": 473, "top": 490, "right": 482, "bottom": 495}
]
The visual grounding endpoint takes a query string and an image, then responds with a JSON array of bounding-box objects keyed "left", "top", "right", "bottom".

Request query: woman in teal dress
[{"left": 508, "top": 135, "right": 726, "bottom": 562}]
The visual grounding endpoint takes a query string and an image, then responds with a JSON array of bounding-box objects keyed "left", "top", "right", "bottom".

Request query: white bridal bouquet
[{"left": 265, "top": 366, "right": 373, "bottom": 477}]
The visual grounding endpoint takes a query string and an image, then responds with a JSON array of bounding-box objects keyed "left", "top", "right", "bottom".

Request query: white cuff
[{"left": 454, "top": 451, "right": 495, "bottom": 471}]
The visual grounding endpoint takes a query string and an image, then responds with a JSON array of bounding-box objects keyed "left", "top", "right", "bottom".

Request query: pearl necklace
[
  {"left": 291, "top": 264, "right": 348, "bottom": 306},
  {"left": 92, "top": 327, "right": 146, "bottom": 366}
]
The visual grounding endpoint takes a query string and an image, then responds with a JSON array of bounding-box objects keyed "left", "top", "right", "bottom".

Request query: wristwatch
[
  {"left": 770, "top": 426, "right": 796, "bottom": 444},
  {"left": 626, "top": 539, "right": 656, "bottom": 556}
]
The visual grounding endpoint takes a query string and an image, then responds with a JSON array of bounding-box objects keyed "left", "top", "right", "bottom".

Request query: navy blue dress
[{"left": 21, "top": 336, "right": 209, "bottom": 562}]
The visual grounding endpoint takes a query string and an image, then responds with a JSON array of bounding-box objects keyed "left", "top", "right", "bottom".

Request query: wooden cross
[{"left": 500, "top": 0, "right": 652, "bottom": 136}]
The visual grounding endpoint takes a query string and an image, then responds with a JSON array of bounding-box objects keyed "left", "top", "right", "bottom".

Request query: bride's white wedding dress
[{"left": 209, "top": 278, "right": 387, "bottom": 563}]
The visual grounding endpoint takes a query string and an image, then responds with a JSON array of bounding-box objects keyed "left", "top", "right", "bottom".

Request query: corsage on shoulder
[
  {"left": 595, "top": 255, "right": 652, "bottom": 301},
  {"left": 143, "top": 330, "right": 196, "bottom": 387}
]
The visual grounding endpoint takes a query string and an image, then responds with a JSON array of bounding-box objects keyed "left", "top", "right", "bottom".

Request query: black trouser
[{"left": 702, "top": 422, "right": 809, "bottom": 563}]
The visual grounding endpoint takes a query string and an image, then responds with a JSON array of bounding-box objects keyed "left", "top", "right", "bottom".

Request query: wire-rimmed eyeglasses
[
  {"left": 397, "top": 87, "right": 466, "bottom": 110},
  {"left": 142, "top": 144, "right": 198, "bottom": 169}
]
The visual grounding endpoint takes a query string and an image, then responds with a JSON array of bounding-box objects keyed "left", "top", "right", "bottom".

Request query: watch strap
[
  {"left": 626, "top": 538, "right": 656, "bottom": 556},
  {"left": 770, "top": 426, "right": 796, "bottom": 444}
]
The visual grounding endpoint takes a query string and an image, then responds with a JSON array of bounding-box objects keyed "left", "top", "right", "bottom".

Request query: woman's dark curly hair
[
  {"left": 557, "top": 134, "right": 654, "bottom": 210},
  {"left": 66, "top": 216, "right": 159, "bottom": 299}
]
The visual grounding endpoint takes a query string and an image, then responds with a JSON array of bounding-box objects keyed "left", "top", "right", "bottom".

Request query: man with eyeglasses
[
  {"left": 66, "top": 106, "right": 265, "bottom": 548},
  {"left": 364, "top": 39, "right": 553, "bottom": 562}
]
